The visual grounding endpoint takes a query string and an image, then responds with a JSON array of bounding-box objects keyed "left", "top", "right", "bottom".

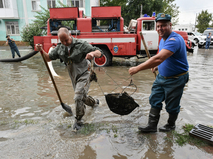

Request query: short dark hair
[{"left": 6, "top": 35, "right": 9, "bottom": 38}]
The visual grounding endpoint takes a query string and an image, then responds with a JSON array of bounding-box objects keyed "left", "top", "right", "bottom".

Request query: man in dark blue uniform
[
  {"left": 129, "top": 13, "right": 189, "bottom": 133},
  {"left": 5, "top": 35, "right": 21, "bottom": 58}
]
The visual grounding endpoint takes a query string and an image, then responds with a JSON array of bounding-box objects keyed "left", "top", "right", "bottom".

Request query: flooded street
[{"left": 0, "top": 46, "right": 213, "bottom": 159}]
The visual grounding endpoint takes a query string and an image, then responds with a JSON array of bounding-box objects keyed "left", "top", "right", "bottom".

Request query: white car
[
  {"left": 198, "top": 29, "right": 213, "bottom": 48},
  {"left": 187, "top": 32, "right": 202, "bottom": 44}
]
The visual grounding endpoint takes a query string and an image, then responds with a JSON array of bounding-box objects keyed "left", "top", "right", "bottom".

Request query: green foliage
[
  {"left": 170, "top": 124, "right": 209, "bottom": 147},
  {"left": 196, "top": 10, "right": 213, "bottom": 33},
  {"left": 33, "top": 6, "right": 50, "bottom": 28},
  {"left": 114, "top": 134, "right": 118, "bottom": 138},
  {"left": 111, "top": 124, "right": 118, "bottom": 133},
  {"left": 100, "top": 0, "right": 179, "bottom": 26},
  {"left": 21, "top": 1, "right": 75, "bottom": 48},
  {"left": 78, "top": 123, "right": 97, "bottom": 135},
  {"left": 101, "top": 0, "right": 163, "bottom": 26},
  {"left": 12, "top": 119, "right": 38, "bottom": 129},
  {"left": 173, "top": 131, "right": 189, "bottom": 146},
  {"left": 20, "top": 5, "right": 49, "bottom": 48},
  {"left": 100, "top": 0, "right": 127, "bottom": 6},
  {"left": 20, "top": 23, "right": 43, "bottom": 48},
  {"left": 161, "top": 0, "right": 179, "bottom": 25},
  {"left": 56, "top": 1, "right": 75, "bottom": 29}
]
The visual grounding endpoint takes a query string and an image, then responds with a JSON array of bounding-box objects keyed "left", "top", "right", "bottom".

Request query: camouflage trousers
[{"left": 67, "top": 68, "right": 96, "bottom": 121}]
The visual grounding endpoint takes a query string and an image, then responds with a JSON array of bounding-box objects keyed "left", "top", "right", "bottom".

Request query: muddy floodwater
[{"left": 0, "top": 46, "right": 213, "bottom": 159}]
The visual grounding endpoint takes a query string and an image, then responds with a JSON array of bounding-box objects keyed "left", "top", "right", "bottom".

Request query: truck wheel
[
  {"left": 94, "top": 48, "right": 112, "bottom": 67},
  {"left": 194, "top": 38, "right": 199, "bottom": 43}
]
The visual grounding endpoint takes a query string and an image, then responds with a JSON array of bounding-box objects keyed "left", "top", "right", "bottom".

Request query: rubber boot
[
  {"left": 159, "top": 113, "right": 178, "bottom": 132},
  {"left": 138, "top": 108, "right": 161, "bottom": 133},
  {"left": 73, "top": 99, "right": 85, "bottom": 131},
  {"left": 73, "top": 116, "right": 84, "bottom": 130}
]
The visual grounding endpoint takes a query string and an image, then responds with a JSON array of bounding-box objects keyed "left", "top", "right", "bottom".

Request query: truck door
[{"left": 140, "top": 20, "right": 159, "bottom": 50}]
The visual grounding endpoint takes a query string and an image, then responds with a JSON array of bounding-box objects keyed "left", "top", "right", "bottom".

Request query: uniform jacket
[{"left": 49, "top": 37, "right": 103, "bottom": 81}]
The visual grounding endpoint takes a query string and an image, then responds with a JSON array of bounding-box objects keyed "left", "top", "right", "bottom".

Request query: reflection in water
[
  {"left": 0, "top": 47, "right": 213, "bottom": 158},
  {"left": 79, "top": 145, "right": 97, "bottom": 159}
]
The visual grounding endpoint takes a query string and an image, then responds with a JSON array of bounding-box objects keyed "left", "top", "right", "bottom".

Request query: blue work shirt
[
  {"left": 7, "top": 38, "right": 17, "bottom": 49},
  {"left": 206, "top": 34, "right": 211, "bottom": 42},
  {"left": 158, "top": 32, "right": 189, "bottom": 77}
]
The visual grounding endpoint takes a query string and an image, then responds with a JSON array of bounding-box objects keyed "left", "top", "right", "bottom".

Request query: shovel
[
  {"left": 140, "top": 32, "right": 157, "bottom": 78},
  {"left": 40, "top": 50, "right": 73, "bottom": 115}
]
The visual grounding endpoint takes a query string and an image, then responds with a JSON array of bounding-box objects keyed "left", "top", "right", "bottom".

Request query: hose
[{"left": 0, "top": 51, "right": 39, "bottom": 62}]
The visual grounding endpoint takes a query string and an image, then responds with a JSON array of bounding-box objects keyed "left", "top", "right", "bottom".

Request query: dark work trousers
[
  {"left": 11, "top": 46, "right": 21, "bottom": 58},
  {"left": 149, "top": 73, "right": 189, "bottom": 114}
]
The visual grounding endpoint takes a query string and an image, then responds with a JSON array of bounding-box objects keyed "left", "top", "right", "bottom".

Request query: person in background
[
  {"left": 35, "top": 27, "right": 103, "bottom": 130},
  {"left": 205, "top": 32, "right": 211, "bottom": 50},
  {"left": 129, "top": 13, "right": 189, "bottom": 133},
  {"left": 5, "top": 35, "right": 21, "bottom": 58}
]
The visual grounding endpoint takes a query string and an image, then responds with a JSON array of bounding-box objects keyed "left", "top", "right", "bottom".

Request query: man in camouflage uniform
[{"left": 36, "top": 27, "right": 103, "bottom": 130}]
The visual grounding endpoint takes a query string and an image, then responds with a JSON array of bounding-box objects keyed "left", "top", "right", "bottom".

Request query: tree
[
  {"left": 100, "top": 0, "right": 127, "bottom": 6},
  {"left": 20, "top": 6, "right": 49, "bottom": 48},
  {"left": 33, "top": 6, "right": 50, "bottom": 28},
  {"left": 124, "top": 0, "right": 164, "bottom": 25},
  {"left": 160, "top": 0, "right": 179, "bottom": 25},
  {"left": 196, "top": 10, "right": 212, "bottom": 33},
  {"left": 100, "top": 0, "right": 179, "bottom": 26},
  {"left": 101, "top": 0, "right": 164, "bottom": 26},
  {"left": 21, "top": 1, "right": 73, "bottom": 48},
  {"left": 20, "top": 23, "right": 43, "bottom": 48}
]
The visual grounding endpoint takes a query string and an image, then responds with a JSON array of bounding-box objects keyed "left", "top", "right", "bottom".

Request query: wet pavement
[{"left": 0, "top": 45, "right": 213, "bottom": 159}]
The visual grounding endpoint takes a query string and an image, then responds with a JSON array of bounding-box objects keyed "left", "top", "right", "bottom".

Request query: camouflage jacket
[
  {"left": 49, "top": 37, "right": 103, "bottom": 64},
  {"left": 49, "top": 37, "right": 103, "bottom": 81}
]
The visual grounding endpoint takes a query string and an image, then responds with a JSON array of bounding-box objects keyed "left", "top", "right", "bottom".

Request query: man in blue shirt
[
  {"left": 5, "top": 35, "right": 21, "bottom": 58},
  {"left": 129, "top": 13, "right": 189, "bottom": 133},
  {"left": 205, "top": 32, "right": 211, "bottom": 50}
]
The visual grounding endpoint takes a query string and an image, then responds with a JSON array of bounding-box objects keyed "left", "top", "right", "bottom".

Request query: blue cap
[{"left": 155, "top": 13, "right": 171, "bottom": 22}]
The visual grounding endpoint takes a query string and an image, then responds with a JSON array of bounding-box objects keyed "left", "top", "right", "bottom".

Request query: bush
[{"left": 20, "top": 23, "right": 44, "bottom": 48}]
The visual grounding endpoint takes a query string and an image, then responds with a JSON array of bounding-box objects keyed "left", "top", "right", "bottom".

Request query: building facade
[
  {"left": 0, "top": 0, "right": 99, "bottom": 43},
  {"left": 172, "top": 23, "right": 197, "bottom": 32}
]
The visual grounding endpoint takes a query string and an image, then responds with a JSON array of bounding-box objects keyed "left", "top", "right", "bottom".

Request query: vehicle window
[
  {"left": 195, "top": 32, "right": 201, "bottom": 36},
  {"left": 142, "top": 21, "right": 155, "bottom": 31},
  {"left": 203, "top": 31, "right": 208, "bottom": 36},
  {"left": 203, "top": 30, "right": 213, "bottom": 36}
]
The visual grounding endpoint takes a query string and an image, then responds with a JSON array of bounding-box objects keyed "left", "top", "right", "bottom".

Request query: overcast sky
[{"left": 175, "top": 0, "right": 213, "bottom": 24}]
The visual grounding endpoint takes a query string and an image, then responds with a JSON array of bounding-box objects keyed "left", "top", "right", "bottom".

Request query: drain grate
[{"left": 189, "top": 124, "right": 213, "bottom": 145}]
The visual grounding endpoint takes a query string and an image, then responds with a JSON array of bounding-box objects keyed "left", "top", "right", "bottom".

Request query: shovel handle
[
  {"left": 40, "top": 50, "right": 63, "bottom": 104},
  {"left": 139, "top": 32, "right": 157, "bottom": 78}
]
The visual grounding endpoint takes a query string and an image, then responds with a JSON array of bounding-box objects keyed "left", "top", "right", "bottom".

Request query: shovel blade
[{"left": 61, "top": 103, "right": 73, "bottom": 115}]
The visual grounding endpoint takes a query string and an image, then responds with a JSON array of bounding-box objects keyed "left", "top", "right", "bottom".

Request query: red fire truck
[{"left": 34, "top": 6, "right": 193, "bottom": 67}]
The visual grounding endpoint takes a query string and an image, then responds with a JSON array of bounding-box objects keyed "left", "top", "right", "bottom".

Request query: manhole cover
[{"left": 189, "top": 124, "right": 213, "bottom": 145}]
